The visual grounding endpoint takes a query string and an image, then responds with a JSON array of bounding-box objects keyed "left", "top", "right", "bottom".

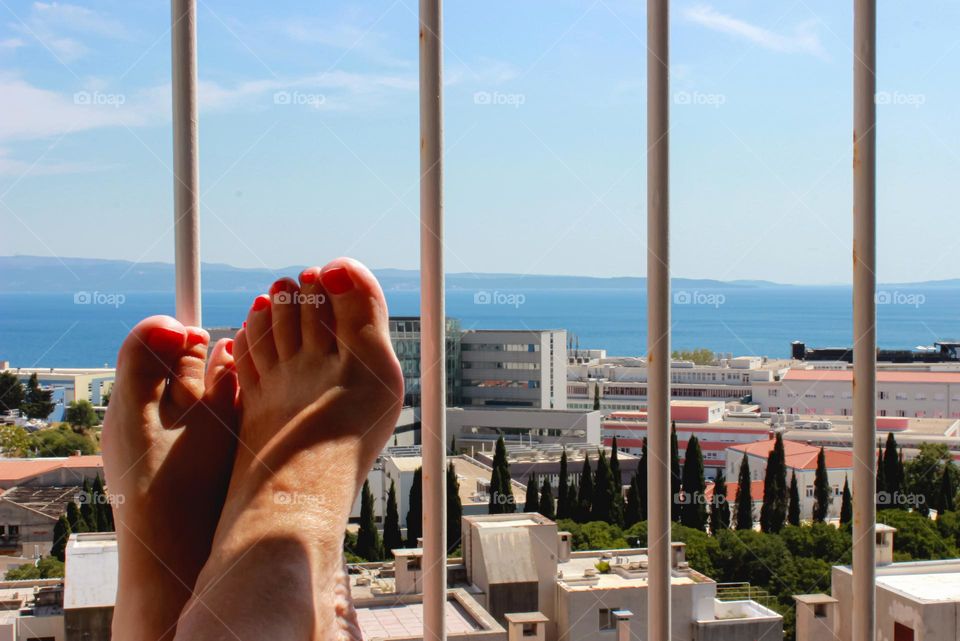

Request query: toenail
[
  {"left": 251, "top": 295, "right": 271, "bottom": 312},
  {"left": 320, "top": 267, "right": 353, "bottom": 294},
  {"left": 269, "top": 279, "right": 297, "bottom": 296},
  {"left": 186, "top": 328, "right": 208, "bottom": 346},
  {"left": 225, "top": 339, "right": 234, "bottom": 355},
  {"left": 300, "top": 270, "right": 319, "bottom": 285},
  {"left": 146, "top": 327, "right": 185, "bottom": 352}
]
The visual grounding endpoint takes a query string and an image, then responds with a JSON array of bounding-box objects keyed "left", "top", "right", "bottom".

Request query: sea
[{"left": 1, "top": 286, "right": 958, "bottom": 368}]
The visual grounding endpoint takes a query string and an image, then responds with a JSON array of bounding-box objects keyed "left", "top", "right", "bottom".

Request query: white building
[
  {"left": 448, "top": 407, "right": 601, "bottom": 450},
  {"left": 753, "top": 368, "right": 960, "bottom": 419},
  {"left": 460, "top": 330, "right": 567, "bottom": 410},
  {"left": 0, "top": 366, "right": 115, "bottom": 423}
]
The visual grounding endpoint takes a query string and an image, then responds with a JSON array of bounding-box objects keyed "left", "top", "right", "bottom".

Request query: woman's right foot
[{"left": 176, "top": 258, "right": 404, "bottom": 640}]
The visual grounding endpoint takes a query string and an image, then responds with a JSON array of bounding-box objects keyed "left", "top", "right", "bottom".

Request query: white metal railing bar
[
  {"left": 646, "top": 0, "right": 671, "bottom": 639},
  {"left": 852, "top": 0, "right": 877, "bottom": 639},
  {"left": 171, "top": 0, "right": 202, "bottom": 327},
  {"left": 418, "top": 0, "right": 447, "bottom": 637}
]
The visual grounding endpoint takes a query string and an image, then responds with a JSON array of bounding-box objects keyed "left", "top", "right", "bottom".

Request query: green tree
[
  {"left": 591, "top": 449, "right": 617, "bottom": 524},
  {"left": 447, "top": 461, "right": 463, "bottom": 553},
  {"left": 92, "top": 475, "right": 113, "bottom": 531},
  {"left": 593, "top": 382, "right": 601, "bottom": 410},
  {"left": 671, "top": 422, "right": 682, "bottom": 522},
  {"left": 51, "top": 514, "right": 71, "bottom": 561},
  {"left": 680, "top": 434, "right": 707, "bottom": 530},
  {"left": 760, "top": 433, "right": 788, "bottom": 534},
  {"left": 812, "top": 447, "right": 832, "bottom": 523},
  {"left": 0, "top": 424, "right": 29, "bottom": 455},
  {"left": 556, "top": 448, "right": 571, "bottom": 519},
  {"left": 79, "top": 478, "right": 98, "bottom": 532},
  {"left": 538, "top": 478, "right": 555, "bottom": 520},
  {"left": 638, "top": 437, "right": 648, "bottom": 521},
  {"left": 488, "top": 436, "right": 515, "bottom": 514},
  {"left": 22, "top": 373, "right": 55, "bottom": 419},
  {"left": 27, "top": 424, "right": 96, "bottom": 456},
  {"left": 406, "top": 467, "right": 423, "bottom": 547},
  {"left": 609, "top": 438, "right": 624, "bottom": 525},
  {"left": 383, "top": 480, "right": 403, "bottom": 555},
  {"left": 575, "top": 454, "right": 594, "bottom": 522},
  {"left": 0, "top": 372, "right": 25, "bottom": 414},
  {"left": 788, "top": 472, "right": 801, "bottom": 526},
  {"left": 840, "top": 476, "right": 853, "bottom": 525},
  {"left": 64, "top": 400, "right": 98, "bottom": 429},
  {"left": 624, "top": 473, "right": 641, "bottom": 528},
  {"left": 671, "top": 348, "right": 715, "bottom": 365},
  {"left": 878, "top": 509, "right": 958, "bottom": 560},
  {"left": 356, "top": 480, "right": 382, "bottom": 561},
  {"left": 709, "top": 469, "right": 730, "bottom": 534},
  {"left": 883, "top": 432, "right": 902, "bottom": 505},
  {"left": 66, "top": 501, "right": 87, "bottom": 533},
  {"left": 524, "top": 474, "right": 539, "bottom": 512},
  {"left": 5, "top": 557, "right": 65, "bottom": 580},
  {"left": 735, "top": 455, "right": 753, "bottom": 530},
  {"left": 876, "top": 446, "right": 887, "bottom": 513},
  {"left": 905, "top": 443, "right": 954, "bottom": 517},
  {"left": 937, "top": 460, "right": 957, "bottom": 516}
]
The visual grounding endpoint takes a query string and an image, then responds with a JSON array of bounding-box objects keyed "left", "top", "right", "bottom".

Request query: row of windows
[
  {"left": 462, "top": 380, "right": 540, "bottom": 389},
  {"left": 462, "top": 361, "right": 540, "bottom": 370},
  {"left": 462, "top": 343, "right": 539, "bottom": 352}
]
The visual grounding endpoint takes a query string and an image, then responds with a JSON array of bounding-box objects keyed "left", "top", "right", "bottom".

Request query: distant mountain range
[{"left": 1, "top": 255, "right": 958, "bottom": 293}]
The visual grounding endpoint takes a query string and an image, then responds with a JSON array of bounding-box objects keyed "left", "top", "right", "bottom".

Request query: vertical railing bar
[
  {"left": 171, "top": 0, "right": 201, "bottom": 327},
  {"left": 646, "top": 0, "right": 671, "bottom": 639},
  {"left": 419, "top": 0, "right": 446, "bottom": 637},
  {"left": 852, "top": 0, "right": 877, "bottom": 639}
]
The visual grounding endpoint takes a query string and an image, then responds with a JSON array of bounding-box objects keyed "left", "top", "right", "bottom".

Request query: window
[
  {"left": 814, "top": 604, "right": 828, "bottom": 618},
  {"left": 806, "top": 485, "right": 814, "bottom": 498},
  {"left": 598, "top": 608, "right": 619, "bottom": 631},
  {"left": 879, "top": 391, "right": 887, "bottom": 400}
]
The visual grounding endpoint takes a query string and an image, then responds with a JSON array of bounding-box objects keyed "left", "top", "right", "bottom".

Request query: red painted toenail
[
  {"left": 186, "top": 329, "right": 208, "bottom": 346},
  {"left": 300, "top": 270, "right": 318, "bottom": 285},
  {"left": 251, "top": 295, "right": 271, "bottom": 312},
  {"left": 321, "top": 267, "right": 353, "bottom": 294},
  {"left": 146, "top": 327, "right": 185, "bottom": 352},
  {"left": 225, "top": 340, "right": 234, "bottom": 355},
  {"left": 242, "top": 321, "right": 247, "bottom": 328}
]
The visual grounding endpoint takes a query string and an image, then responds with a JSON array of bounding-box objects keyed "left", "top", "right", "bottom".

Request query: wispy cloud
[
  {"left": 9, "top": 1, "right": 128, "bottom": 62},
  {"left": 0, "top": 37, "right": 26, "bottom": 50},
  {"left": 683, "top": 4, "right": 827, "bottom": 59}
]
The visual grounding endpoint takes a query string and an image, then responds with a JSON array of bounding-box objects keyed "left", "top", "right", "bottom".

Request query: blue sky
[{"left": 1, "top": 0, "right": 958, "bottom": 284}]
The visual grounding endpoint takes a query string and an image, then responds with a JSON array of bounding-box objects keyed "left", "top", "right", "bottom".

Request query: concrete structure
[
  {"left": 63, "top": 533, "right": 117, "bottom": 641},
  {"left": 1, "top": 368, "right": 115, "bottom": 423},
  {"left": 460, "top": 330, "right": 567, "bottom": 410},
  {"left": 0, "top": 580, "right": 64, "bottom": 641},
  {"left": 472, "top": 443, "right": 639, "bottom": 491},
  {"left": 724, "top": 439, "right": 853, "bottom": 522},
  {"left": 0, "top": 486, "right": 82, "bottom": 557},
  {"left": 795, "top": 525, "right": 960, "bottom": 641},
  {"left": 348, "top": 513, "right": 782, "bottom": 641},
  {"left": 754, "top": 367, "right": 960, "bottom": 419},
  {"left": 448, "top": 407, "right": 601, "bottom": 450},
  {"left": 0, "top": 457, "right": 103, "bottom": 491},
  {"left": 567, "top": 355, "right": 789, "bottom": 413}
]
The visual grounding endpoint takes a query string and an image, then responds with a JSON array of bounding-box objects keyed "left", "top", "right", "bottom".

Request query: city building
[
  {"left": 0, "top": 579, "right": 64, "bottom": 640},
  {"left": 448, "top": 407, "right": 601, "bottom": 451},
  {"left": 795, "top": 525, "right": 960, "bottom": 641},
  {"left": 0, "top": 367, "right": 115, "bottom": 423},
  {"left": 567, "top": 355, "right": 789, "bottom": 413},
  {"left": 0, "top": 486, "right": 81, "bottom": 557},
  {"left": 753, "top": 367, "right": 960, "bottom": 419},
  {"left": 460, "top": 330, "right": 567, "bottom": 410},
  {"left": 388, "top": 317, "right": 463, "bottom": 408},
  {"left": 349, "top": 513, "right": 782, "bottom": 641},
  {"left": 471, "top": 443, "right": 639, "bottom": 491},
  {"left": 723, "top": 439, "right": 853, "bottom": 522},
  {"left": 63, "top": 533, "right": 117, "bottom": 641}
]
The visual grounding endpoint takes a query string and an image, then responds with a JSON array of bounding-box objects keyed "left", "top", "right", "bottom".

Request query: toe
[
  {"left": 244, "top": 294, "right": 279, "bottom": 373},
  {"left": 269, "top": 278, "right": 302, "bottom": 361},
  {"left": 318, "top": 258, "right": 399, "bottom": 376},
  {"left": 233, "top": 328, "right": 259, "bottom": 391},
  {"left": 298, "top": 268, "right": 336, "bottom": 354},
  {"left": 204, "top": 338, "right": 239, "bottom": 417}
]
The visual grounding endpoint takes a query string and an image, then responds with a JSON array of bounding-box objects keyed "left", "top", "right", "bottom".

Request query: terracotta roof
[
  {"left": 705, "top": 480, "right": 765, "bottom": 502},
  {"left": 784, "top": 369, "right": 960, "bottom": 384},
  {"left": 0, "top": 456, "right": 103, "bottom": 483},
  {"left": 728, "top": 439, "right": 853, "bottom": 470}
]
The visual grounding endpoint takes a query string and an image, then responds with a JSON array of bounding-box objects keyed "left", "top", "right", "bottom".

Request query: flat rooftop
[
  {"left": 876, "top": 570, "right": 960, "bottom": 603},
  {"left": 356, "top": 599, "right": 481, "bottom": 639},
  {"left": 384, "top": 455, "right": 526, "bottom": 508},
  {"left": 557, "top": 551, "right": 705, "bottom": 591}
]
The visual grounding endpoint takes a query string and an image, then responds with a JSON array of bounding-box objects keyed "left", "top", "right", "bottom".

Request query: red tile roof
[
  {"left": 705, "top": 480, "right": 765, "bottom": 502},
  {"left": 728, "top": 439, "right": 853, "bottom": 470},
  {"left": 0, "top": 456, "right": 103, "bottom": 483}
]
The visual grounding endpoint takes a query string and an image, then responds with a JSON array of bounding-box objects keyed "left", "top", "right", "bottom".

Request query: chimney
[
  {"left": 876, "top": 524, "right": 896, "bottom": 565},
  {"left": 671, "top": 542, "right": 687, "bottom": 568},
  {"left": 557, "top": 532, "right": 572, "bottom": 562},
  {"left": 613, "top": 610, "right": 633, "bottom": 641},
  {"left": 793, "top": 595, "right": 838, "bottom": 641},
  {"left": 506, "top": 613, "right": 547, "bottom": 641}
]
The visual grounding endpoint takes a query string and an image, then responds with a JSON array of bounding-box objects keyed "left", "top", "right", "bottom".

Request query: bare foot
[
  {"left": 176, "top": 258, "right": 404, "bottom": 640},
  {"left": 102, "top": 317, "right": 239, "bottom": 641}
]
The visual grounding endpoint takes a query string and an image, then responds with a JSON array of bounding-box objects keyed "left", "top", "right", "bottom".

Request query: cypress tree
[
  {"left": 489, "top": 436, "right": 515, "bottom": 513},
  {"left": 22, "top": 373, "right": 55, "bottom": 419},
  {"left": 759, "top": 433, "right": 788, "bottom": 534},
  {"left": 937, "top": 460, "right": 956, "bottom": 516},
  {"left": 680, "top": 434, "right": 707, "bottom": 530},
  {"left": 356, "top": 480, "right": 382, "bottom": 561},
  {"left": 92, "top": 475, "right": 113, "bottom": 532},
  {"left": 812, "top": 447, "right": 832, "bottom": 523},
  {"left": 624, "top": 473, "right": 641, "bottom": 527},
  {"left": 670, "top": 422, "right": 682, "bottom": 522},
  {"left": 710, "top": 469, "right": 730, "bottom": 534},
  {"left": 609, "top": 441, "right": 624, "bottom": 526},
  {"left": 876, "top": 446, "right": 887, "bottom": 512},
  {"left": 447, "top": 461, "right": 463, "bottom": 552},
  {"left": 591, "top": 449, "right": 616, "bottom": 523},
  {"left": 524, "top": 474, "right": 539, "bottom": 512},
  {"left": 383, "top": 480, "right": 403, "bottom": 555},
  {"left": 557, "top": 448, "right": 571, "bottom": 519},
  {"left": 839, "top": 476, "right": 853, "bottom": 525},
  {"left": 79, "top": 478, "right": 98, "bottom": 532},
  {"left": 406, "top": 467, "right": 423, "bottom": 546},
  {"left": 538, "top": 478, "right": 555, "bottom": 520},
  {"left": 735, "top": 455, "right": 753, "bottom": 530},
  {"left": 66, "top": 501, "right": 87, "bottom": 534},
  {"left": 593, "top": 382, "right": 601, "bottom": 410},
  {"left": 51, "top": 514, "right": 70, "bottom": 561},
  {"left": 576, "top": 454, "right": 594, "bottom": 522},
  {"left": 638, "top": 437, "right": 648, "bottom": 521},
  {"left": 788, "top": 472, "right": 801, "bottom": 526},
  {"left": 883, "top": 432, "right": 901, "bottom": 502},
  {"left": 489, "top": 465, "right": 505, "bottom": 515},
  {"left": 450, "top": 435, "right": 457, "bottom": 454}
]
